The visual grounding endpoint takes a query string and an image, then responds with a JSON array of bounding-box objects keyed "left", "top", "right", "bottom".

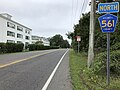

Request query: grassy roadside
[
  {"left": 69, "top": 49, "right": 120, "bottom": 90},
  {"left": 69, "top": 49, "right": 87, "bottom": 90}
]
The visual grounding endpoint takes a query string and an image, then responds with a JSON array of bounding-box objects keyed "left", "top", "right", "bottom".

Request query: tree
[
  {"left": 50, "top": 34, "right": 70, "bottom": 48},
  {"left": 70, "top": 10, "right": 120, "bottom": 53},
  {"left": 66, "top": 32, "right": 74, "bottom": 40},
  {"left": 61, "top": 40, "right": 70, "bottom": 48},
  {"left": 71, "top": 13, "right": 90, "bottom": 52}
]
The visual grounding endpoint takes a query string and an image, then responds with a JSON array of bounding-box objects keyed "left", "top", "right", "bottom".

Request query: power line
[
  {"left": 79, "top": 0, "right": 85, "bottom": 18},
  {"left": 79, "top": 0, "right": 89, "bottom": 18},
  {"left": 71, "top": 0, "right": 89, "bottom": 29}
]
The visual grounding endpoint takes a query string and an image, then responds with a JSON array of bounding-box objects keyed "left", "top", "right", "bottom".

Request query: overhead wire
[
  {"left": 71, "top": 0, "right": 90, "bottom": 30},
  {"left": 79, "top": 0, "right": 89, "bottom": 18}
]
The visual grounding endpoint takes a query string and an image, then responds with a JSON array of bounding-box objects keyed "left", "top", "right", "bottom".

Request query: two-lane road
[{"left": 0, "top": 49, "right": 70, "bottom": 90}]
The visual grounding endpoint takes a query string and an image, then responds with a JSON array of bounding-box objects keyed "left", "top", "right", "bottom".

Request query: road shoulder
[{"left": 47, "top": 51, "right": 72, "bottom": 90}]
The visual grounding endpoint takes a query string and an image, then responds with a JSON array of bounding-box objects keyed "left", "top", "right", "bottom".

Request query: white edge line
[{"left": 41, "top": 49, "right": 69, "bottom": 90}]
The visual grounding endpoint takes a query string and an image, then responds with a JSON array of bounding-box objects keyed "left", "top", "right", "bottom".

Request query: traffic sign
[
  {"left": 98, "top": 2, "right": 119, "bottom": 13},
  {"left": 98, "top": 14, "right": 118, "bottom": 33},
  {"left": 76, "top": 36, "right": 81, "bottom": 42}
]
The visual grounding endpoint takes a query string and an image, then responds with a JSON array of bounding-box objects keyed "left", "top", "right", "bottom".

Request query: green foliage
[
  {"left": 6, "top": 43, "right": 24, "bottom": 53},
  {"left": 70, "top": 50, "right": 120, "bottom": 90},
  {"left": 28, "top": 44, "right": 59, "bottom": 51},
  {"left": 50, "top": 34, "right": 70, "bottom": 48},
  {"left": 28, "top": 44, "right": 36, "bottom": 51},
  {"left": 6, "top": 43, "right": 15, "bottom": 53},
  {"left": 70, "top": 50, "right": 107, "bottom": 90},
  {"left": 72, "top": 13, "right": 90, "bottom": 52},
  {"left": 92, "top": 51, "right": 120, "bottom": 75},
  {"left": 111, "top": 42, "right": 120, "bottom": 51},
  {"left": 70, "top": 50, "right": 87, "bottom": 90},
  {"left": 15, "top": 43, "right": 24, "bottom": 52},
  {"left": 0, "top": 43, "right": 24, "bottom": 53},
  {"left": 71, "top": 11, "right": 120, "bottom": 53},
  {"left": 66, "top": 32, "right": 74, "bottom": 40},
  {"left": 0, "top": 43, "right": 6, "bottom": 53}
]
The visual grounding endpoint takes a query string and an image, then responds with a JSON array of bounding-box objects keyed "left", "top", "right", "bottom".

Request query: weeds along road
[{"left": 0, "top": 49, "right": 71, "bottom": 90}]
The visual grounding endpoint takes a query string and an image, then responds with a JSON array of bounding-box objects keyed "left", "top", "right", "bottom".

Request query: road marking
[
  {"left": 0, "top": 50, "right": 57, "bottom": 69},
  {"left": 41, "top": 49, "right": 69, "bottom": 90}
]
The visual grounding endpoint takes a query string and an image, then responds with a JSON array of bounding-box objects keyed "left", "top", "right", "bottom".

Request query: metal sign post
[
  {"left": 76, "top": 36, "right": 81, "bottom": 53},
  {"left": 107, "top": 32, "right": 110, "bottom": 85},
  {"left": 78, "top": 41, "right": 80, "bottom": 53},
  {"left": 98, "top": 2, "right": 119, "bottom": 86}
]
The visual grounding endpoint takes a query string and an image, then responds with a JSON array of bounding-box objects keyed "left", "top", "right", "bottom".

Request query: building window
[
  {"left": 25, "top": 30, "right": 27, "bottom": 33},
  {"left": 7, "top": 40, "right": 15, "bottom": 43},
  {"left": 7, "top": 31, "right": 15, "bottom": 37},
  {"left": 25, "top": 29, "right": 31, "bottom": 34},
  {"left": 17, "top": 33, "right": 23, "bottom": 38},
  {"left": 28, "top": 31, "right": 30, "bottom": 34},
  {"left": 7, "top": 22, "right": 15, "bottom": 29},
  {"left": 17, "top": 41, "right": 23, "bottom": 44},
  {"left": 17, "top": 26, "right": 23, "bottom": 31},
  {"left": 25, "top": 36, "right": 30, "bottom": 40}
]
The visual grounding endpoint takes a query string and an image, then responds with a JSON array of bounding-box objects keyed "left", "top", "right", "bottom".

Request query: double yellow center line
[{"left": 0, "top": 50, "right": 57, "bottom": 69}]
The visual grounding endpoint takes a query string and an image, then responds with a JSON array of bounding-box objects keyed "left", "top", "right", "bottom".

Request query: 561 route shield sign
[{"left": 98, "top": 14, "right": 118, "bottom": 33}]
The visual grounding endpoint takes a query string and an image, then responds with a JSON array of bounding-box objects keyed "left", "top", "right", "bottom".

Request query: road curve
[{"left": 0, "top": 49, "right": 68, "bottom": 90}]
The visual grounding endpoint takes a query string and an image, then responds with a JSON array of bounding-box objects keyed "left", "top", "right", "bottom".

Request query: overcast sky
[{"left": 0, "top": 0, "right": 90, "bottom": 40}]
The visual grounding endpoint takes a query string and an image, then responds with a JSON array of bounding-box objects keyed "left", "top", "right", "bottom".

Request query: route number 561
[{"left": 102, "top": 20, "right": 114, "bottom": 28}]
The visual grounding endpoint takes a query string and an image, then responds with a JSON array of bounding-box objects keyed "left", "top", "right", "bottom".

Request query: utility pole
[{"left": 88, "top": 0, "right": 96, "bottom": 68}]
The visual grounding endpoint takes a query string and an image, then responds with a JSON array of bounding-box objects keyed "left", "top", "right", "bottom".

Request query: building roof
[{"left": 0, "top": 14, "right": 32, "bottom": 31}]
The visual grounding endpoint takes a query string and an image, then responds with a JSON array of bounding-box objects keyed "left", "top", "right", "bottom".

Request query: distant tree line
[{"left": 49, "top": 34, "right": 70, "bottom": 48}]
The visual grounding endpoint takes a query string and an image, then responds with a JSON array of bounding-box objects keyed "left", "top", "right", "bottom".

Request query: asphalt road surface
[{"left": 0, "top": 49, "right": 71, "bottom": 90}]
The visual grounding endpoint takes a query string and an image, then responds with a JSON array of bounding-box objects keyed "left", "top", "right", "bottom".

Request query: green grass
[
  {"left": 69, "top": 49, "right": 120, "bottom": 90},
  {"left": 69, "top": 50, "right": 87, "bottom": 90}
]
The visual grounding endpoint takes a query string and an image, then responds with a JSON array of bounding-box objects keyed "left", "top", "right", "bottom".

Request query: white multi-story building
[
  {"left": 32, "top": 35, "right": 50, "bottom": 46},
  {"left": 0, "top": 13, "right": 32, "bottom": 46},
  {"left": 41, "top": 37, "right": 50, "bottom": 46}
]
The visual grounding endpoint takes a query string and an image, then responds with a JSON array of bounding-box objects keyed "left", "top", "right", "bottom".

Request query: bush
[
  {"left": 0, "top": 43, "right": 6, "bottom": 53},
  {"left": 28, "top": 44, "right": 59, "bottom": 51},
  {"left": 6, "top": 43, "right": 15, "bottom": 53},
  {"left": 111, "top": 42, "right": 120, "bottom": 51},
  {"left": 6, "top": 43, "right": 24, "bottom": 53},
  {"left": 15, "top": 43, "right": 24, "bottom": 52},
  {"left": 28, "top": 44, "right": 36, "bottom": 51},
  {"left": 92, "top": 50, "right": 120, "bottom": 76}
]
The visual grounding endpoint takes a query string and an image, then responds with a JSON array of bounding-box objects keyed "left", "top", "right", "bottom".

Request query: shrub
[
  {"left": 36, "top": 45, "right": 45, "bottom": 50},
  {"left": 0, "top": 43, "right": 6, "bottom": 53},
  {"left": 15, "top": 43, "right": 24, "bottom": 52},
  {"left": 28, "top": 44, "right": 59, "bottom": 51},
  {"left": 111, "top": 42, "right": 120, "bottom": 51},
  {"left": 92, "top": 51, "right": 120, "bottom": 76},
  {"left": 28, "top": 44, "right": 36, "bottom": 51},
  {"left": 5, "top": 43, "right": 24, "bottom": 53},
  {"left": 6, "top": 43, "right": 15, "bottom": 53}
]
